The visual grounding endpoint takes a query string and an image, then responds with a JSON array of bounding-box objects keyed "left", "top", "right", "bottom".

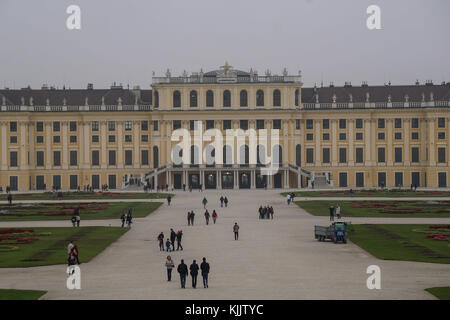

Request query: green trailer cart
[{"left": 314, "top": 221, "right": 349, "bottom": 243}]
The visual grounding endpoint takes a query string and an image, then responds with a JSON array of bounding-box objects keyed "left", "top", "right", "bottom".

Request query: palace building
[{"left": 0, "top": 63, "right": 449, "bottom": 191}]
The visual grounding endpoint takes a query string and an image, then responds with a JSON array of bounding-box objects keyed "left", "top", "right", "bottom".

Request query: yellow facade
[{"left": 1, "top": 66, "right": 449, "bottom": 191}]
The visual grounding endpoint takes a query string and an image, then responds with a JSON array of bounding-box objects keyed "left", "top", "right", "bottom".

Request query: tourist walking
[
  {"left": 329, "top": 205, "right": 335, "bottom": 221},
  {"left": 176, "top": 230, "right": 183, "bottom": 251},
  {"left": 120, "top": 211, "right": 126, "bottom": 227},
  {"left": 7, "top": 193, "right": 12, "bottom": 205},
  {"left": 187, "top": 211, "right": 191, "bottom": 226},
  {"left": 70, "top": 243, "right": 80, "bottom": 265},
  {"left": 212, "top": 210, "right": 217, "bottom": 224},
  {"left": 170, "top": 228, "right": 176, "bottom": 251},
  {"left": 220, "top": 196, "right": 224, "bottom": 207},
  {"left": 224, "top": 196, "right": 228, "bottom": 207},
  {"left": 287, "top": 193, "right": 291, "bottom": 205},
  {"left": 165, "top": 255, "right": 175, "bottom": 281},
  {"left": 67, "top": 241, "right": 74, "bottom": 265},
  {"left": 177, "top": 259, "right": 188, "bottom": 288},
  {"left": 204, "top": 210, "right": 210, "bottom": 225},
  {"left": 202, "top": 197, "right": 208, "bottom": 209},
  {"left": 270, "top": 206, "right": 274, "bottom": 219},
  {"left": 126, "top": 211, "right": 133, "bottom": 227},
  {"left": 336, "top": 205, "right": 341, "bottom": 219},
  {"left": 167, "top": 195, "right": 171, "bottom": 206},
  {"left": 190, "top": 260, "right": 199, "bottom": 288},
  {"left": 233, "top": 222, "right": 240, "bottom": 240},
  {"left": 200, "top": 257, "right": 210, "bottom": 288},
  {"left": 76, "top": 214, "right": 81, "bottom": 227},
  {"left": 158, "top": 232, "right": 165, "bottom": 251},
  {"left": 190, "top": 211, "right": 195, "bottom": 225}
]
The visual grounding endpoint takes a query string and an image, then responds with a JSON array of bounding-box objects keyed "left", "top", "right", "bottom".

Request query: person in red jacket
[
  {"left": 70, "top": 244, "right": 80, "bottom": 265},
  {"left": 212, "top": 210, "right": 218, "bottom": 224}
]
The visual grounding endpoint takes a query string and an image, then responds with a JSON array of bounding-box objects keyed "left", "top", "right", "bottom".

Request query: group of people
[
  {"left": 286, "top": 192, "right": 296, "bottom": 205},
  {"left": 67, "top": 240, "right": 80, "bottom": 265},
  {"left": 329, "top": 204, "right": 341, "bottom": 221},
  {"left": 165, "top": 256, "right": 211, "bottom": 289},
  {"left": 158, "top": 228, "right": 183, "bottom": 252},
  {"left": 120, "top": 208, "right": 133, "bottom": 227},
  {"left": 258, "top": 205, "right": 274, "bottom": 219},
  {"left": 219, "top": 196, "right": 229, "bottom": 207}
]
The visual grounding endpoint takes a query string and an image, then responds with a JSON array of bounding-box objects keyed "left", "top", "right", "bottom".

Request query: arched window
[
  {"left": 296, "top": 144, "right": 301, "bottom": 166},
  {"left": 223, "top": 90, "right": 231, "bottom": 107},
  {"left": 223, "top": 145, "right": 232, "bottom": 166},
  {"left": 153, "top": 146, "right": 159, "bottom": 168},
  {"left": 257, "top": 145, "right": 266, "bottom": 165},
  {"left": 190, "top": 145, "right": 199, "bottom": 165},
  {"left": 206, "top": 90, "right": 214, "bottom": 107},
  {"left": 205, "top": 145, "right": 215, "bottom": 166},
  {"left": 295, "top": 89, "right": 299, "bottom": 107},
  {"left": 190, "top": 90, "right": 198, "bottom": 107},
  {"left": 173, "top": 90, "right": 181, "bottom": 108},
  {"left": 273, "top": 144, "right": 282, "bottom": 164},
  {"left": 172, "top": 145, "right": 183, "bottom": 166},
  {"left": 273, "top": 89, "right": 281, "bottom": 107},
  {"left": 154, "top": 91, "right": 159, "bottom": 108},
  {"left": 240, "top": 145, "right": 249, "bottom": 165},
  {"left": 240, "top": 90, "right": 248, "bottom": 107},
  {"left": 256, "top": 90, "right": 264, "bottom": 106}
]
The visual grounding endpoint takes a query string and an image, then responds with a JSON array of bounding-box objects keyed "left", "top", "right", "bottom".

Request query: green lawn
[
  {"left": 0, "top": 289, "right": 47, "bottom": 300},
  {"left": 425, "top": 287, "right": 450, "bottom": 300},
  {"left": 0, "top": 226, "right": 128, "bottom": 268},
  {"left": 349, "top": 224, "right": 450, "bottom": 264},
  {"left": 1, "top": 191, "right": 172, "bottom": 201},
  {"left": 295, "top": 200, "right": 450, "bottom": 218},
  {"left": 283, "top": 190, "right": 450, "bottom": 198},
  {"left": 0, "top": 201, "right": 162, "bottom": 221}
]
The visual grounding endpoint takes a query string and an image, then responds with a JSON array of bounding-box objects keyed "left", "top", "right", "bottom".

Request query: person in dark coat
[
  {"left": 167, "top": 195, "right": 171, "bottom": 206},
  {"left": 190, "top": 260, "right": 199, "bottom": 288},
  {"left": 224, "top": 196, "right": 228, "bottom": 207},
  {"left": 157, "top": 232, "right": 165, "bottom": 251},
  {"left": 200, "top": 257, "right": 210, "bottom": 288},
  {"left": 176, "top": 230, "right": 183, "bottom": 251},
  {"left": 329, "top": 205, "right": 335, "bottom": 221},
  {"left": 187, "top": 211, "right": 191, "bottom": 226},
  {"left": 258, "top": 206, "right": 263, "bottom": 219},
  {"left": 190, "top": 211, "right": 195, "bottom": 225},
  {"left": 220, "top": 196, "right": 224, "bottom": 207},
  {"left": 177, "top": 259, "right": 188, "bottom": 288},
  {"left": 202, "top": 197, "right": 208, "bottom": 208},
  {"left": 170, "top": 228, "right": 176, "bottom": 251},
  {"left": 204, "top": 210, "right": 210, "bottom": 225},
  {"left": 7, "top": 193, "right": 12, "bottom": 205}
]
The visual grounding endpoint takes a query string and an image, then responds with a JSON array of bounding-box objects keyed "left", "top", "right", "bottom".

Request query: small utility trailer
[{"left": 314, "top": 222, "right": 349, "bottom": 243}]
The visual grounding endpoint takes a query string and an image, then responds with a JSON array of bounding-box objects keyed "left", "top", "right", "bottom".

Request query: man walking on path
[
  {"left": 120, "top": 211, "right": 126, "bottom": 227},
  {"left": 190, "top": 260, "right": 199, "bottom": 288},
  {"left": 177, "top": 259, "right": 188, "bottom": 288},
  {"left": 170, "top": 228, "right": 176, "bottom": 251},
  {"left": 270, "top": 206, "right": 274, "bottom": 219},
  {"left": 200, "top": 257, "right": 210, "bottom": 288},
  {"left": 212, "top": 210, "right": 218, "bottom": 224},
  {"left": 176, "top": 230, "right": 183, "bottom": 251},
  {"left": 165, "top": 238, "right": 172, "bottom": 252},
  {"left": 329, "top": 205, "right": 335, "bottom": 221},
  {"left": 187, "top": 211, "right": 191, "bottom": 226},
  {"left": 165, "top": 255, "right": 175, "bottom": 281},
  {"left": 220, "top": 196, "right": 224, "bottom": 207},
  {"left": 202, "top": 197, "right": 208, "bottom": 209},
  {"left": 167, "top": 195, "right": 171, "bottom": 206},
  {"left": 67, "top": 241, "right": 74, "bottom": 265},
  {"left": 7, "top": 193, "right": 12, "bottom": 205},
  {"left": 190, "top": 211, "right": 195, "bottom": 225},
  {"left": 224, "top": 196, "right": 228, "bottom": 207},
  {"left": 158, "top": 232, "right": 165, "bottom": 251},
  {"left": 204, "top": 210, "right": 210, "bottom": 225},
  {"left": 70, "top": 243, "right": 80, "bottom": 265},
  {"left": 287, "top": 193, "right": 291, "bottom": 205},
  {"left": 233, "top": 222, "right": 240, "bottom": 240}
]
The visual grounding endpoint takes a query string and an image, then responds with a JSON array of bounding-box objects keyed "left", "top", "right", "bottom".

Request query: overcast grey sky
[{"left": 0, "top": 0, "right": 449, "bottom": 89}]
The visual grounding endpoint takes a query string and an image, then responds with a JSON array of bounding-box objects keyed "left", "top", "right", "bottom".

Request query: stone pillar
[
  {"left": 83, "top": 121, "right": 90, "bottom": 169},
  {"left": 118, "top": 121, "right": 123, "bottom": 168},
  {"left": 134, "top": 121, "right": 140, "bottom": 168},
  {"left": 62, "top": 121, "right": 68, "bottom": 169},
  {"left": 364, "top": 119, "right": 371, "bottom": 166},
  {"left": 404, "top": 119, "right": 410, "bottom": 165},
  {"left": 20, "top": 121, "right": 28, "bottom": 169},
  {"left": 387, "top": 119, "right": 393, "bottom": 166},
  {"left": 234, "top": 170, "right": 238, "bottom": 189},
  {"left": 251, "top": 169, "right": 255, "bottom": 189},
  {"left": 101, "top": 121, "right": 107, "bottom": 168},
  {"left": 428, "top": 118, "right": 435, "bottom": 165},
  {"left": 1, "top": 121, "right": 8, "bottom": 170},
  {"left": 331, "top": 119, "right": 337, "bottom": 166},
  {"left": 348, "top": 119, "right": 354, "bottom": 165},
  {"left": 315, "top": 119, "right": 321, "bottom": 166},
  {"left": 154, "top": 173, "right": 158, "bottom": 191}
]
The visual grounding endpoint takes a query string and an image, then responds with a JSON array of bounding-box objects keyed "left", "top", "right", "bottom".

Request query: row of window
[
  {"left": 301, "top": 147, "right": 446, "bottom": 164},
  {"left": 335, "top": 171, "right": 447, "bottom": 188},
  {"left": 154, "top": 89, "right": 300, "bottom": 108},
  {"left": 174, "top": 119, "right": 284, "bottom": 131},
  {"left": 8, "top": 149, "right": 153, "bottom": 167}
]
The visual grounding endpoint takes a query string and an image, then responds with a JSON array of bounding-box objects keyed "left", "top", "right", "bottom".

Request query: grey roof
[{"left": 0, "top": 83, "right": 449, "bottom": 106}]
